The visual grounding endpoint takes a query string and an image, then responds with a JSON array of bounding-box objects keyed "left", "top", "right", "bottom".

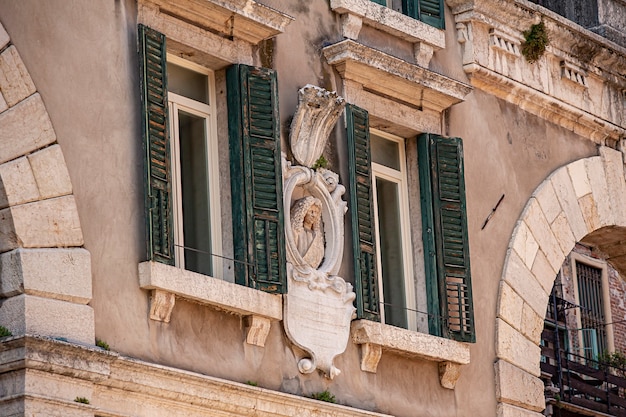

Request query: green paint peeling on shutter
[
  {"left": 139, "top": 24, "right": 174, "bottom": 265},
  {"left": 419, "top": 134, "right": 474, "bottom": 342},
  {"left": 346, "top": 105, "right": 380, "bottom": 322},
  {"left": 227, "top": 64, "right": 286, "bottom": 294}
]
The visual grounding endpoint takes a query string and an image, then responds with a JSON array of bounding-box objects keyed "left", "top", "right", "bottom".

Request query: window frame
[
  {"left": 166, "top": 54, "right": 222, "bottom": 279},
  {"left": 570, "top": 252, "right": 614, "bottom": 359},
  {"left": 370, "top": 129, "right": 417, "bottom": 331}
]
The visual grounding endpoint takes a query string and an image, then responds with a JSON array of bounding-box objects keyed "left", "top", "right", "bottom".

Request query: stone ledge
[
  {"left": 143, "top": 0, "right": 292, "bottom": 45},
  {"left": 138, "top": 261, "right": 282, "bottom": 347},
  {"left": 1, "top": 335, "right": 394, "bottom": 417},
  {"left": 351, "top": 320, "right": 470, "bottom": 389},
  {"left": 330, "top": 0, "right": 444, "bottom": 66},
  {"left": 324, "top": 40, "right": 472, "bottom": 113}
]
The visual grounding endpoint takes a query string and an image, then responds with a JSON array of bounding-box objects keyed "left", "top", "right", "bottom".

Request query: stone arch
[
  {"left": 494, "top": 146, "right": 626, "bottom": 416},
  {"left": 0, "top": 22, "right": 93, "bottom": 344}
]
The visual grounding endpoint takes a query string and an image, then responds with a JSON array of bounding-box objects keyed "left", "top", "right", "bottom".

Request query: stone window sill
[
  {"left": 351, "top": 320, "right": 470, "bottom": 389},
  {"left": 330, "top": 0, "right": 445, "bottom": 66},
  {"left": 138, "top": 261, "right": 282, "bottom": 347}
]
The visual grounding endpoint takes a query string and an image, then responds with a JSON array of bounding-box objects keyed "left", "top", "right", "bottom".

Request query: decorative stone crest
[{"left": 282, "top": 85, "right": 355, "bottom": 379}]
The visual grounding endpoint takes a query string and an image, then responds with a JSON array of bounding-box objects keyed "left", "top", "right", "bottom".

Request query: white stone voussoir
[
  {"left": 600, "top": 146, "right": 626, "bottom": 227},
  {"left": 0, "top": 156, "right": 40, "bottom": 209},
  {"left": 0, "top": 294, "right": 94, "bottom": 344},
  {"left": 27, "top": 144, "right": 73, "bottom": 199},
  {"left": 0, "top": 93, "right": 56, "bottom": 165},
  {"left": 523, "top": 199, "right": 564, "bottom": 272},
  {"left": 550, "top": 168, "right": 587, "bottom": 241},
  {"left": 0, "top": 46, "right": 36, "bottom": 107},
  {"left": 501, "top": 250, "right": 548, "bottom": 318},
  {"left": 533, "top": 180, "right": 561, "bottom": 224},
  {"left": 496, "top": 319, "right": 541, "bottom": 377},
  {"left": 497, "top": 281, "right": 524, "bottom": 331},
  {"left": 495, "top": 360, "right": 545, "bottom": 411},
  {"left": 0, "top": 195, "right": 84, "bottom": 253},
  {"left": 567, "top": 159, "right": 592, "bottom": 199},
  {"left": 0, "top": 248, "right": 92, "bottom": 304},
  {"left": 0, "top": 22, "right": 9, "bottom": 51},
  {"left": 510, "top": 221, "right": 539, "bottom": 270},
  {"left": 585, "top": 156, "right": 613, "bottom": 228},
  {"left": 497, "top": 402, "right": 545, "bottom": 417}
]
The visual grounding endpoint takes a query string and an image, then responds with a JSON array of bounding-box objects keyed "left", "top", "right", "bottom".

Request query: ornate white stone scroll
[{"left": 282, "top": 85, "right": 355, "bottom": 379}]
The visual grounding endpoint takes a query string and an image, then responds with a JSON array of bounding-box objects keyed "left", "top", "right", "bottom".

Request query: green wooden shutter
[
  {"left": 419, "top": 134, "right": 474, "bottom": 342},
  {"left": 346, "top": 105, "right": 380, "bottom": 322},
  {"left": 419, "top": 0, "right": 445, "bottom": 29},
  {"left": 402, "top": 0, "right": 445, "bottom": 29},
  {"left": 227, "top": 64, "right": 286, "bottom": 294},
  {"left": 371, "top": 0, "right": 387, "bottom": 5},
  {"left": 139, "top": 24, "right": 174, "bottom": 265}
]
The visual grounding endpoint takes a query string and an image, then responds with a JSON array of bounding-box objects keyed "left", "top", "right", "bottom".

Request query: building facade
[{"left": 0, "top": 0, "right": 625, "bottom": 416}]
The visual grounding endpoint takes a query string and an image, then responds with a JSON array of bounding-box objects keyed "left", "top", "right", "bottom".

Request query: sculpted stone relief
[{"left": 282, "top": 85, "right": 355, "bottom": 379}]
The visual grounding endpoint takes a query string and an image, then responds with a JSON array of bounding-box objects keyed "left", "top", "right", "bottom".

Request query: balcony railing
[{"left": 541, "top": 329, "right": 626, "bottom": 416}]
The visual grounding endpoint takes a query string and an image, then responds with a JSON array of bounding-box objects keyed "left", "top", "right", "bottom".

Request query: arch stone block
[{"left": 496, "top": 149, "right": 626, "bottom": 414}]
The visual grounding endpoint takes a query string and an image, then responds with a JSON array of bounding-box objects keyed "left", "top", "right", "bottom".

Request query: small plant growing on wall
[
  {"left": 521, "top": 20, "right": 549, "bottom": 63},
  {"left": 95, "top": 339, "right": 110, "bottom": 351},
  {"left": 310, "top": 390, "right": 336, "bottom": 403},
  {"left": 312, "top": 155, "right": 329, "bottom": 170},
  {"left": 74, "top": 397, "right": 90, "bottom": 404},
  {"left": 0, "top": 326, "right": 12, "bottom": 338}
]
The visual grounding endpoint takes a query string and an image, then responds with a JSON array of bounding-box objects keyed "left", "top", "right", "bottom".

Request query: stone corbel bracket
[
  {"left": 139, "top": 261, "right": 282, "bottom": 347},
  {"left": 329, "top": 0, "right": 445, "bottom": 67},
  {"left": 351, "top": 320, "right": 470, "bottom": 389}
]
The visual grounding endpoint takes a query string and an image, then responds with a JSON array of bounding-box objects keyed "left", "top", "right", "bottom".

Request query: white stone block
[
  {"left": 497, "top": 281, "right": 523, "bottom": 331},
  {"left": 534, "top": 180, "right": 560, "bottom": 224},
  {"left": 0, "top": 93, "right": 56, "bottom": 165},
  {"left": 524, "top": 199, "right": 563, "bottom": 272},
  {"left": 0, "top": 195, "right": 84, "bottom": 253},
  {"left": 530, "top": 250, "right": 558, "bottom": 295},
  {"left": 497, "top": 400, "right": 545, "bottom": 417},
  {"left": 495, "top": 360, "right": 545, "bottom": 411},
  {"left": 585, "top": 156, "right": 613, "bottom": 228},
  {"left": 502, "top": 250, "right": 549, "bottom": 317},
  {"left": 549, "top": 211, "right": 576, "bottom": 256},
  {"left": 520, "top": 303, "right": 544, "bottom": 344},
  {"left": 550, "top": 168, "right": 587, "bottom": 240},
  {"left": 510, "top": 221, "right": 538, "bottom": 270},
  {"left": 27, "top": 144, "right": 73, "bottom": 199},
  {"left": 0, "top": 156, "right": 40, "bottom": 209},
  {"left": 0, "top": 91, "right": 7, "bottom": 113},
  {"left": 578, "top": 193, "right": 601, "bottom": 232},
  {"left": 0, "top": 248, "right": 92, "bottom": 304},
  {"left": 0, "top": 294, "right": 94, "bottom": 344},
  {"left": 600, "top": 146, "right": 626, "bottom": 227},
  {"left": 0, "top": 22, "right": 9, "bottom": 50},
  {"left": 0, "top": 46, "right": 36, "bottom": 107},
  {"left": 567, "top": 158, "right": 592, "bottom": 198},
  {"left": 495, "top": 319, "right": 541, "bottom": 377}
]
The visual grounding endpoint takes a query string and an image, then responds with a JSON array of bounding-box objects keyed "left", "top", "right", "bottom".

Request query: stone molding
[
  {"left": 495, "top": 147, "right": 626, "bottom": 415},
  {"left": 448, "top": 0, "right": 626, "bottom": 144},
  {"left": 0, "top": 335, "right": 394, "bottom": 417},
  {"left": 0, "top": 21, "right": 93, "bottom": 345},
  {"left": 138, "top": 261, "right": 282, "bottom": 347},
  {"left": 329, "top": 0, "right": 445, "bottom": 66},
  {"left": 351, "top": 320, "right": 470, "bottom": 389},
  {"left": 141, "top": 0, "right": 292, "bottom": 45},
  {"left": 323, "top": 39, "right": 473, "bottom": 114}
]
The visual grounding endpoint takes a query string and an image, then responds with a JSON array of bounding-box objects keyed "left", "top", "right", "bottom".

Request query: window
[
  {"left": 571, "top": 254, "right": 613, "bottom": 361},
  {"left": 167, "top": 56, "right": 221, "bottom": 277},
  {"left": 347, "top": 104, "right": 475, "bottom": 342},
  {"left": 371, "top": 0, "right": 445, "bottom": 29},
  {"left": 370, "top": 131, "right": 417, "bottom": 330},
  {"left": 139, "top": 25, "right": 285, "bottom": 293}
]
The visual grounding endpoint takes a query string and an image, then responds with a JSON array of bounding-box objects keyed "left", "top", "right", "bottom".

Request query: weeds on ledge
[
  {"left": 522, "top": 20, "right": 549, "bottom": 63},
  {"left": 95, "top": 339, "right": 110, "bottom": 351},
  {"left": 74, "top": 397, "right": 90, "bottom": 404},
  {"left": 310, "top": 390, "right": 336, "bottom": 403},
  {"left": 0, "top": 326, "right": 12, "bottom": 338}
]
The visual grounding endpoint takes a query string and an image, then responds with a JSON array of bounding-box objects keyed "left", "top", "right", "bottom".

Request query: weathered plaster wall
[{"left": 0, "top": 1, "right": 617, "bottom": 416}]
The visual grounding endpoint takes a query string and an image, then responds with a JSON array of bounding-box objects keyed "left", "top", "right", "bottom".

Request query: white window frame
[
  {"left": 370, "top": 129, "right": 416, "bottom": 331},
  {"left": 571, "top": 252, "right": 614, "bottom": 358},
  {"left": 167, "top": 54, "right": 222, "bottom": 279}
]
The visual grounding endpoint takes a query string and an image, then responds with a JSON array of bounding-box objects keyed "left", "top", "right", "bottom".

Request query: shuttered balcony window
[{"left": 373, "top": 0, "right": 445, "bottom": 29}]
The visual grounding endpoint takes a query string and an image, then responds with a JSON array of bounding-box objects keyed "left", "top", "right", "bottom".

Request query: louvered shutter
[
  {"left": 419, "top": 0, "right": 444, "bottom": 29},
  {"left": 139, "top": 25, "right": 174, "bottom": 265},
  {"left": 371, "top": 0, "right": 387, "bottom": 5},
  {"left": 401, "top": 0, "right": 445, "bottom": 29},
  {"left": 346, "top": 105, "right": 380, "bottom": 322},
  {"left": 419, "top": 134, "right": 474, "bottom": 342},
  {"left": 227, "top": 64, "right": 286, "bottom": 294}
]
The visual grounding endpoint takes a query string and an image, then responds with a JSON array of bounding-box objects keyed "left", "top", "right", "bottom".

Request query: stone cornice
[
  {"left": 2, "top": 335, "right": 393, "bottom": 417},
  {"left": 446, "top": 0, "right": 626, "bottom": 144},
  {"left": 323, "top": 40, "right": 473, "bottom": 113},
  {"left": 140, "top": 0, "right": 293, "bottom": 45}
]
